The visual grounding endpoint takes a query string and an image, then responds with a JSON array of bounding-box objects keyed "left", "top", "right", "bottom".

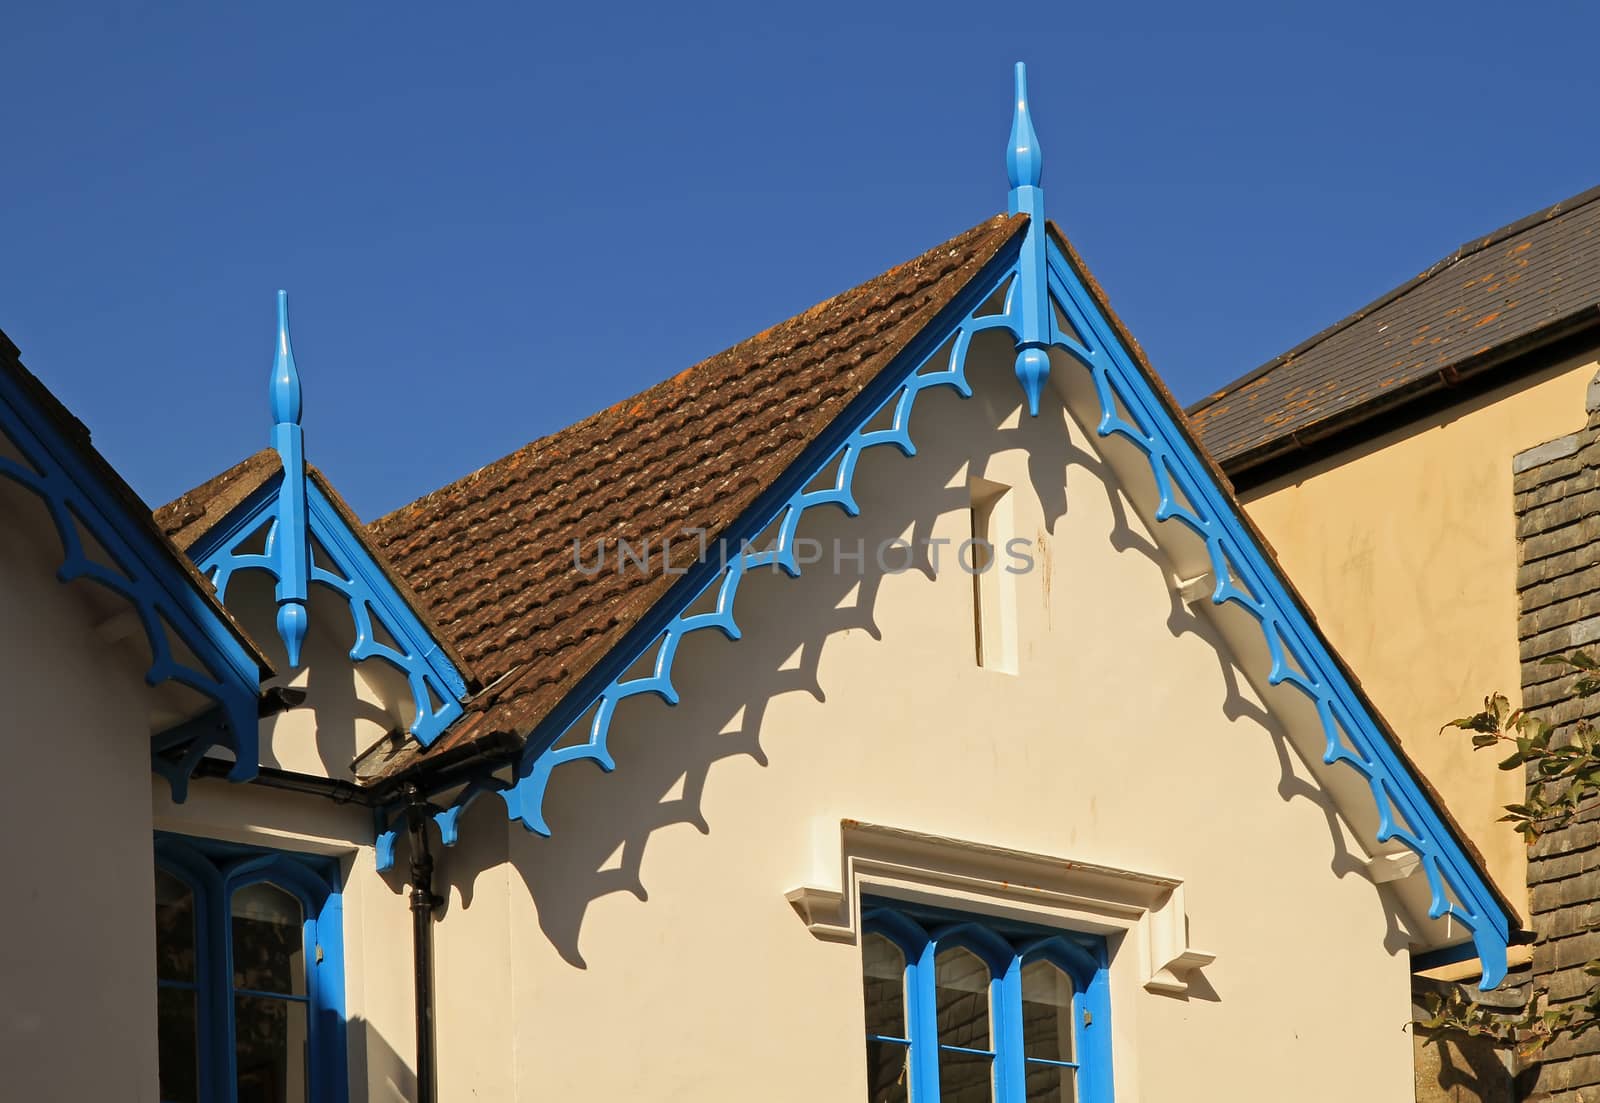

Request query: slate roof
[
  {"left": 367, "top": 213, "right": 1027, "bottom": 765},
  {"left": 1189, "top": 184, "right": 1600, "bottom": 476}
]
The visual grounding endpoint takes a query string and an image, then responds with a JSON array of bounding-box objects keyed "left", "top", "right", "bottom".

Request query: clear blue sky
[{"left": 5, "top": 2, "right": 1598, "bottom": 519}]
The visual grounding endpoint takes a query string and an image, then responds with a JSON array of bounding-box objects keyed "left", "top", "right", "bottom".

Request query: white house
[{"left": 0, "top": 65, "right": 1519, "bottom": 1103}]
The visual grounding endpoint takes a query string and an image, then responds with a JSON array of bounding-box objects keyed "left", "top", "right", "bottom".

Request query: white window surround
[{"left": 785, "top": 820, "right": 1215, "bottom": 997}]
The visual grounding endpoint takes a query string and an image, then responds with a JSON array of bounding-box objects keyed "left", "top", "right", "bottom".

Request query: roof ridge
[
  {"left": 364, "top": 211, "right": 1028, "bottom": 753},
  {"left": 369, "top": 214, "right": 1018, "bottom": 541},
  {"left": 1188, "top": 180, "right": 1600, "bottom": 415}
]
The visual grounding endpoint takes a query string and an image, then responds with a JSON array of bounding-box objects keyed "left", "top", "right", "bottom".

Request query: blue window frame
[
  {"left": 861, "top": 902, "right": 1113, "bottom": 1103},
  {"left": 153, "top": 834, "right": 346, "bottom": 1103}
]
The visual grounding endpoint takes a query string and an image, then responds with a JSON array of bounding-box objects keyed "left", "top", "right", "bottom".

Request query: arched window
[
  {"left": 153, "top": 836, "right": 345, "bottom": 1103},
  {"left": 860, "top": 904, "right": 1112, "bottom": 1103}
]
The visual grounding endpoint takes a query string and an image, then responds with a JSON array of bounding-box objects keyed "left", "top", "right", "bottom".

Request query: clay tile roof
[
  {"left": 155, "top": 449, "right": 282, "bottom": 551},
  {"left": 1188, "top": 183, "right": 1600, "bottom": 476},
  {"left": 367, "top": 212, "right": 1027, "bottom": 764}
]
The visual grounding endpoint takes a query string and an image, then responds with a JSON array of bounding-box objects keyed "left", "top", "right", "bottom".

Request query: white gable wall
[{"left": 419, "top": 344, "right": 1420, "bottom": 1101}]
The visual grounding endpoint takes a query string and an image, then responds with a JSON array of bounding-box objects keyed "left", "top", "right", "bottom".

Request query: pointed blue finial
[
  {"left": 270, "top": 290, "right": 301, "bottom": 427},
  {"left": 1007, "top": 62, "right": 1043, "bottom": 217},
  {"left": 1006, "top": 63, "right": 1050, "bottom": 415},
  {"left": 269, "top": 289, "right": 309, "bottom": 668}
]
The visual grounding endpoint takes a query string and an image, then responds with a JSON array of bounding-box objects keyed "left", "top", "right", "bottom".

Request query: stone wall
[{"left": 1514, "top": 398, "right": 1600, "bottom": 1101}]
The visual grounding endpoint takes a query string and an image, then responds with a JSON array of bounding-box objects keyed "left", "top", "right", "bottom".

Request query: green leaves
[{"left": 1421, "top": 648, "right": 1600, "bottom": 1046}]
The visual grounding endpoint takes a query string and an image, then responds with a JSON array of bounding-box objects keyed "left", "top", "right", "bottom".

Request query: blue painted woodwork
[
  {"left": 270, "top": 290, "right": 311, "bottom": 669},
  {"left": 1037, "top": 230, "right": 1512, "bottom": 986},
  {"left": 863, "top": 901, "right": 1114, "bottom": 1103},
  {"left": 385, "top": 65, "right": 1515, "bottom": 988},
  {"left": 1006, "top": 61, "right": 1050, "bottom": 418},
  {"left": 190, "top": 294, "right": 467, "bottom": 749},
  {"left": 0, "top": 345, "right": 262, "bottom": 792},
  {"left": 154, "top": 833, "right": 347, "bottom": 1103}
]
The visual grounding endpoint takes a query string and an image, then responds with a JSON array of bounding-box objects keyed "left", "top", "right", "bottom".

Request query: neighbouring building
[
  {"left": 1190, "top": 183, "right": 1600, "bottom": 1100},
  {"left": 2, "top": 66, "right": 1519, "bottom": 1103}
]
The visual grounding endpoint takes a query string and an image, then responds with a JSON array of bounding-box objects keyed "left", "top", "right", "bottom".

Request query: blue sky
[{"left": 5, "top": 2, "right": 1598, "bottom": 519}]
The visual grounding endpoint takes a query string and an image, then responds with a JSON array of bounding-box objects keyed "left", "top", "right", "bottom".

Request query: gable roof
[
  {"left": 1188, "top": 183, "right": 1600, "bottom": 479},
  {"left": 365, "top": 212, "right": 1027, "bottom": 767},
  {"left": 155, "top": 448, "right": 283, "bottom": 551},
  {"left": 153, "top": 447, "right": 474, "bottom": 692},
  {"left": 151, "top": 202, "right": 1520, "bottom": 979},
  {"left": 0, "top": 330, "right": 271, "bottom": 679}
]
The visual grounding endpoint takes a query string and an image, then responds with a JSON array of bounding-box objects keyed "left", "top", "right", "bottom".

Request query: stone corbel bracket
[{"left": 787, "top": 820, "right": 1216, "bottom": 997}]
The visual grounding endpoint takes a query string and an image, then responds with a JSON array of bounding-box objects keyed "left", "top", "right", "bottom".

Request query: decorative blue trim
[
  {"left": 189, "top": 293, "right": 467, "bottom": 749},
  {"left": 393, "top": 64, "right": 1517, "bottom": 991},
  {"left": 1038, "top": 232, "right": 1511, "bottom": 987},
  {"left": 0, "top": 353, "right": 262, "bottom": 795},
  {"left": 375, "top": 228, "right": 1029, "bottom": 869},
  {"left": 1006, "top": 62, "right": 1050, "bottom": 417},
  {"left": 272, "top": 291, "right": 311, "bottom": 668},
  {"left": 191, "top": 473, "right": 466, "bottom": 745},
  {"left": 155, "top": 832, "right": 347, "bottom": 1102}
]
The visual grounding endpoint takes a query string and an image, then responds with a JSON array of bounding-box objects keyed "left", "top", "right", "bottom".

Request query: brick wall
[{"left": 1515, "top": 406, "right": 1600, "bottom": 1101}]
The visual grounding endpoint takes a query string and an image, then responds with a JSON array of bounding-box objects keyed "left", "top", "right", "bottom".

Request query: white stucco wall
[
  {"left": 0, "top": 497, "right": 166, "bottom": 1102},
  {"left": 148, "top": 340, "right": 1431, "bottom": 1102},
  {"left": 404, "top": 349, "right": 1423, "bottom": 1101}
]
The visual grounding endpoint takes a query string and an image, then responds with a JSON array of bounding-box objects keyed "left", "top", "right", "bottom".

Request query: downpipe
[{"left": 404, "top": 784, "right": 443, "bottom": 1103}]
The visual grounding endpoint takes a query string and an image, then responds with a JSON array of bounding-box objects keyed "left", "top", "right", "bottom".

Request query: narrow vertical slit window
[{"left": 969, "top": 478, "right": 1018, "bottom": 674}]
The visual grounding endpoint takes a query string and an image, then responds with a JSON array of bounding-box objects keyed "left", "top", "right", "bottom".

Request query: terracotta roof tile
[
  {"left": 154, "top": 449, "right": 281, "bottom": 551},
  {"left": 367, "top": 213, "right": 1027, "bottom": 763}
]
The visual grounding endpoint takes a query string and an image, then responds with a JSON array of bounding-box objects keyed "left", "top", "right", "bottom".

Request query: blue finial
[
  {"left": 269, "top": 289, "right": 309, "bottom": 667},
  {"left": 1006, "top": 62, "right": 1050, "bottom": 415},
  {"left": 270, "top": 290, "right": 301, "bottom": 427},
  {"left": 1007, "top": 62, "right": 1043, "bottom": 216}
]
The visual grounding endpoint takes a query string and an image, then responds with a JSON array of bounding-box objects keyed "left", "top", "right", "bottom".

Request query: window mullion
[
  {"left": 910, "top": 938, "right": 942, "bottom": 1102},
  {"left": 198, "top": 875, "right": 230, "bottom": 1103},
  {"left": 995, "top": 957, "right": 1026, "bottom": 1103},
  {"left": 217, "top": 879, "right": 240, "bottom": 1103},
  {"left": 305, "top": 911, "right": 323, "bottom": 1102}
]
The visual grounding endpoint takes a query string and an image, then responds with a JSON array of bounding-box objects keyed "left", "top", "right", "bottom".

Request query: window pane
[
  {"left": 235, "top": 995, "right": 309, "bottom": 1103},
  {"left": 155, "top": 869, "right": 195, "bottom": 982},
  {"left": 935, "top": 946, "right": 992, "bottom": 1051},
  {"left": 1024, "top": 1060, "right": 1076, "bottom": 1103},
  {"left": 866, "top": 1039, "right": 910, "bottom": 1102},
  {"left": 862, "top": 933, "right": 907, "bottom": 1039},
  {"left": 1021, "top": 960, "right": 1074, "bottom": 1063},
  {"left": 157, "top": 986, "right": 198, "bottom": 1103},
  {"left": 232, "top": 882, "right": 305, "bottom": 996},
  {"left": 938, "top": 1048, "right": 995, "bottom": 1103}
]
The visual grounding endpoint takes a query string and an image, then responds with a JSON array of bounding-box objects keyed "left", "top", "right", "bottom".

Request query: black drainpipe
[{"left": 404, "top": 783, "right": 442, "bottom": 1103}]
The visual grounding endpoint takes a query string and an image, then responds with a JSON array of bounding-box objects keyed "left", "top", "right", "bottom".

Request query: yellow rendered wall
[{"left": 1238, "top": 353, "right": 1600, "bottom": 915}]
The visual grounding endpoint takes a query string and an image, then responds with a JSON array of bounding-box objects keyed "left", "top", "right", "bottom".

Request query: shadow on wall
[
  {"left": 347, "top": 1013, "right": 419, "bottom": 1103},
  {"left": 419, "top": 342, "right": 1411, "bottom": 970},
  {"left": 238, "top": 573, "right": 398, "bottom": 781}
]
